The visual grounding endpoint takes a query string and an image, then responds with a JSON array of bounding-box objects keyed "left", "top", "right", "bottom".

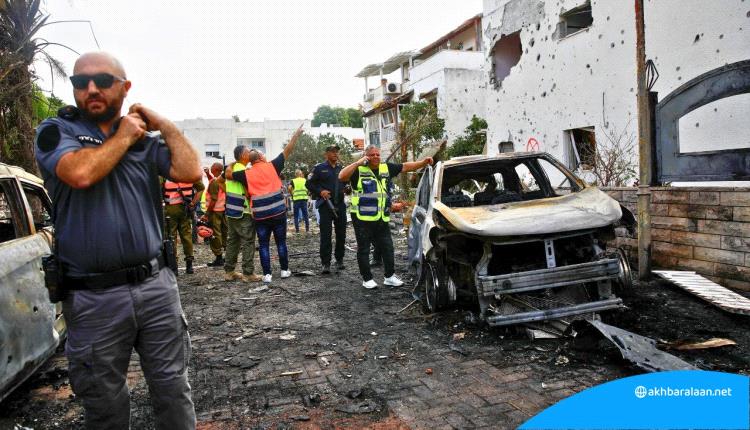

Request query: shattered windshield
[{"left": 440, "top": 156, "right": 581, "bottom": 208}]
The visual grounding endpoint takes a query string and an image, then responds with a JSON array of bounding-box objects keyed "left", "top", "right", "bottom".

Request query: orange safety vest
[
  {"left": 244, "top": 161, "right": 286, "bottom": 220},
  {"left": 206, "top": 180, "right": 226, "bottom": 212},
  {"left": 163, "top": 181, "right": 194, "bottom": 206}
]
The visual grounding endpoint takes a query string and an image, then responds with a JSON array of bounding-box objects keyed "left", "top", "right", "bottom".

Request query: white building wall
[
  {"left": 175, "top": 118, "right": 364, "bottom": 167},
  {"left": 480, "top": 0, "right": 749, "bottom": 175}
]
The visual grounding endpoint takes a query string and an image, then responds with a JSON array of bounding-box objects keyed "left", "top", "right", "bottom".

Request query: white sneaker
[
  {"left": 280, "top": 270, "right": 291, "bottom": 278},
  {"left": 383, "top": 275, "right": 404, "bottom": 287},
  {"left": 362, "top": 279, "right": 378, "bottom": 289},
  {"left": 262, "top": 274, "right": 272, "bottom": 284}
]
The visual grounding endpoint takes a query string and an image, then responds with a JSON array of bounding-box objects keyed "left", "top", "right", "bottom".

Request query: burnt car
[
  {"left": 408, "top": 152, "right": 634, "bottom": 328},
  {"left": 0, "top": 162, "right": 65, "bottom": 402}
]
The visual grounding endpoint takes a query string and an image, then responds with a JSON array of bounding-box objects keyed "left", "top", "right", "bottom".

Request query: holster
[{"left": 42, "top": 254, "right": 67, "bottom": 303}]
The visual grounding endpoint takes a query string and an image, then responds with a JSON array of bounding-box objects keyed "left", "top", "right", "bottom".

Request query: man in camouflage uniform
[
  {"left": 163, "top": 179, "right": 204, "bottom": 274},
  {"left": 204, "top": 162, "right": 227, "bottom": 267}
]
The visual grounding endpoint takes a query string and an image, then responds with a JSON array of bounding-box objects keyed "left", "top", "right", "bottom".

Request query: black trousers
[
  {"left": 319, "top": 201, "right": 347, "bottom": 265},
  {"left": 353, "top": 218, "right": 394, "bottom": 281}
]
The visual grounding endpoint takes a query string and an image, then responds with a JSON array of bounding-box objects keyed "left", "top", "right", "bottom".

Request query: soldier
[
  {"left": 204, "top": 162, "right": 227, "bottom": 267},
  {"left": 163, "top": 178, "right": 204, "bottom": 274},
  {"left": 223, "top": 145, "right": 262, "bottom": 282}
]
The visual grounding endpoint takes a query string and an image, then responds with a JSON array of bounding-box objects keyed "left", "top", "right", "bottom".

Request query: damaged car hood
[{"left": 433, "top": 187, "right": 622, "bottom": 237}]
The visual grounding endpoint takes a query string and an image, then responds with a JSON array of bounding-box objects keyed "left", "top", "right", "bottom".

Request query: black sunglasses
[{"left": 69, "top": 73, "right": 126, "bottom": 90}]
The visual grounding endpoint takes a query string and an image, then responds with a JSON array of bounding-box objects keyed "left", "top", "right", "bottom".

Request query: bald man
[{"left": 34, "top": 52, "right": 198, "bottom": 429}]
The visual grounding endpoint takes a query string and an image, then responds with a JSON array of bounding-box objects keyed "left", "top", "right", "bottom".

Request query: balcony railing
[{"left": 381, "top": 126, "right": 397, "bottom": 144}]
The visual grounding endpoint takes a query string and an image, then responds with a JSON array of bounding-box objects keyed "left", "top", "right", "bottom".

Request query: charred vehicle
[
  {"left": 0, "top": 163, "right": 65, "bottom": 402},
  {"left": 408, "top": 153, "right": 634, "bottom": 328}
]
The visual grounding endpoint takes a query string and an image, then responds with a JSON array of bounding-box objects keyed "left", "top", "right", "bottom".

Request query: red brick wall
[{"left": 603, "top": 187, "right": 750, "bottom": 292}]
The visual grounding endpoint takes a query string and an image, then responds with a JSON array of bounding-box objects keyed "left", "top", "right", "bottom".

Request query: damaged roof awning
[
  {"left": 362, "top": 90, "right": 414, "bottom": 117},
  {"left": 355, "top": 51, "right": 419, "bottom": 78}
]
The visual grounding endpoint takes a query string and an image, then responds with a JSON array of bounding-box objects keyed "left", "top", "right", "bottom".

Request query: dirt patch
[{"left": 1, "top": 223, "right": 749, "bottom": 429}]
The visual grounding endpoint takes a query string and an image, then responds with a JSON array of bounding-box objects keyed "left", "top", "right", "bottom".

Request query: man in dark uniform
[
  {"left": 34, "top": 52, "right": 199, "bottom": 429},
  {"left": 307, "top": 145, "right": 348, "bottom": 274}
]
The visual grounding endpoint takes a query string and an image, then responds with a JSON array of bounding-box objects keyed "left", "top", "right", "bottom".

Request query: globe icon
[{"left": 635, "top": 386, "right": 647, "bottom": 399}]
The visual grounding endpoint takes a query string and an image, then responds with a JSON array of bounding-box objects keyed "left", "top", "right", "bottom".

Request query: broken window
[
  {"left": 498, "top": 141, "right": 514, "bottom": 153},
  {"left": 515, "top": 163, "right": 540, "bottom": 192},
  {"left": 0, "top": 181, "right": 20, "bottom": 243},
  {"left": 557, "top": 2, "right": 593, "bottom": 38},
  {"left": 21, "top": 183, "right": 52, "bottom": 232},
  {"left": 563, "top": 127, "right": 596, "bottom": 171},
  {"left": 205, "top": 143, "right": 220, "bottom": 158},
  {"left": 490, "top": 31, "right": 522, "bottom": 88}
]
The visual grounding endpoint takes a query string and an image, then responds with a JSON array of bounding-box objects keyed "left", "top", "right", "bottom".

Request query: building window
[
  {"left": 381, "top": 109, "right": 396, "bottom": 127},
  {"left": 205, "top": 143, "right": 220, "bottom": 158},
  {"left": 490, "top": 31, "right": 522, "bottom": 88},
  {"left": 237, "top": 138, "right": 265, "bottom": 151},
  {"left": 557, "top": 2, "right": 593, "bottom": 39},
  {"left": 563, "top": 127, "right": 596, "bottom": 170},
  {"left": 498, "top": 141, "right": 514, "bottom": 153}
]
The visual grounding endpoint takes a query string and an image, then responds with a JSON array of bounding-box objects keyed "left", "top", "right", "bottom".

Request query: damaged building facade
[
  {"left": 357, "top": 14, "right": 487, "bottom": 157},
  {"left": 481, "top": 0, "right": 749, "bottom": 175}
]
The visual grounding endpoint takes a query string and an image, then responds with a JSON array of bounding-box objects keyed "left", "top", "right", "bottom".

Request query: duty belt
[{"left": 64, "top": 254, "right": 167, "bottom": 290}]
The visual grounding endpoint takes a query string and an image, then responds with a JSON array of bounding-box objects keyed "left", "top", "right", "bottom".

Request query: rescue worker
[
  {"left": 339, "top": 145, "right": 433, "bottom": 289},
  {"left": 231, "top": 125, "right": 303, "bottom": 283},
  {"left": 223, "top": 145, "right": 261, "bottom": 282},
  {"left": 163, "top": 178, "right": 204, "bottom": 274},
  {"left": 34, "top": 52, "right": 198, "bottom": 429},
  {"left": 307, "top": 144, "right": 347, "bottom": 274},
  {"left": 288, "top": 169, "right": 309, "bottom": 233},
  {"left": 204, "top": 162, "right": 227, "bottom": 266}
]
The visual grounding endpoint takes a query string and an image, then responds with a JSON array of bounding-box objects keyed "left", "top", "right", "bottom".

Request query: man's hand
[
  {"left": 359, "top": 156, "right": 370, "bottom": 166},
  {"left": 282, "top": 123, "right": 305, "bottom": 159},
  {"left": 115, "top": 113, "right": 147, "bottom": 144},
  {"left": 128, "top": 103, "right": 167, "bottom": 132},
  {"left": 422, "top": 157, "right": 434, "bottom": 167},
  {"left": 320, "top": 190, "right": 331, "bottom": 200}
]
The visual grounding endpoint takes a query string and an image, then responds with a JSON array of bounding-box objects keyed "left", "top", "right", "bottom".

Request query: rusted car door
[{"left": 0, "top": 174, "right": 61, "bottom": 402}]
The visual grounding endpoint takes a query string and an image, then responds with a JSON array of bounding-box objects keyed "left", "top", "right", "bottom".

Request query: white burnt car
[
  {"left": 408, "top": 153, "right": 634, "bottom": 328},
  {"left": 0, "top": 163, "right": 65, "bottom": 402}
]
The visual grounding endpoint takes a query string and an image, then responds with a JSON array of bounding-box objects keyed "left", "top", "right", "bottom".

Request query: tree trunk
[{"left": 0, "top": 66, "right": 38, "bottom": 174}]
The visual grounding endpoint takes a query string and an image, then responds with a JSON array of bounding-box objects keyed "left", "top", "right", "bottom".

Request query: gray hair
[
  {"left": 365, "top": 145, "right": 380, "bottom": 155},
  {"left": 249, "top": 149, "right": 264, "bottom": 163}
]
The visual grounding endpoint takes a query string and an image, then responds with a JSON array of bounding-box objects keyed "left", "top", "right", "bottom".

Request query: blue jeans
[
  {"left": 293, "top": 200, "right": 309, "bottom": 232},
  {"left": 255, "top": 216, "right": 288, "bottom": 275}
]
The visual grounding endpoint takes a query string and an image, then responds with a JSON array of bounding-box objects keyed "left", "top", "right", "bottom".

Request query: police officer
[
  {"left": 163, "top": 178, "right": 204, "bottom": 274},
  {"left": 223, "top": 146, "right": 261, "bottom": 282},
  {"left": 34, "top": 52, "right": 198, "bottom": 429},
  {"left": 307, "top": 144, "right": 348, "bottom": 274},
  {"left": 288, "top": 169, "right": 309, "bottom": 233},
  {"left": 339, "top": 145, "right": 433, "bottom": 289}
]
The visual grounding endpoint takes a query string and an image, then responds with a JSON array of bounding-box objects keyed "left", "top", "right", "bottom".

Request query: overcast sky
[{"left": 36, "top": 0, "right": 482, "bottom": 122}]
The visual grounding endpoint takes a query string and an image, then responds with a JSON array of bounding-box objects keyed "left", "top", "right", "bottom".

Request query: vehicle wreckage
[{"left": 408, "top": 152, "right": 635, "bottom": 329}]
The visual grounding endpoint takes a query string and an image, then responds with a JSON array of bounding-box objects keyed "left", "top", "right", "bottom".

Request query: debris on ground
[
  {"left": 588, "top": 320, "right": 697, "bottom": 372},
  {"left": 653, "top": 270, "right": 750, "bottom": 316},
  {"left": 662, "top": 338, "right": 737, "bottom": 351},
  {"left": 335, "top": 400, "right": 379, "bottom": 414}
]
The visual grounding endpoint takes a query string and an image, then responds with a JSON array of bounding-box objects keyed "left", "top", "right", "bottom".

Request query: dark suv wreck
[{"left": 408, "top": 152, "right": 633, "bottom": 329}]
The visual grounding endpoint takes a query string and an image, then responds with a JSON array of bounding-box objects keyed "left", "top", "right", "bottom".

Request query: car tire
[
  {"left": 613, "top": 248, "right": 633, "bottom": 298},
  {"left": 421, "top": 261, "right": 450, "bottom": 313}
]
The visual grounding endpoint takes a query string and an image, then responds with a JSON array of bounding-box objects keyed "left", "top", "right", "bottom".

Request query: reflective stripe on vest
[
  {"left": 351, "top": 164, "right": 391, "bottom": 222},
  {"left": 291, "top": 177, "right": 308, "bottom": 201},
  {"left": 163, "top": 181, "right": 194, "bottom": 205},
  {"left": 225, "top": 163, "right": 249, "bottom": 218},
  {"left": 200, "top": 190, "right": 207, "bottom": 212},
  {"left": 245, "top": 161, "right": 286, "bottom": 220}
]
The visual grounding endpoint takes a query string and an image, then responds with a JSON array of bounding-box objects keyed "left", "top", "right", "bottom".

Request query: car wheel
[
  {"left": 613, "top": 248, "right": 633, "bottom": 297},
  {"left": 422, "top": 261, "right": 449, "bottom": 313}
]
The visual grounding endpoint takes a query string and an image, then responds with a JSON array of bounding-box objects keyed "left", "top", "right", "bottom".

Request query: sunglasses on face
[{"left": 69, "top": 73, "right": 126, "bottom": 90}]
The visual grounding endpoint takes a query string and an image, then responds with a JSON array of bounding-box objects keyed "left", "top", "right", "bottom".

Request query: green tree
[
  {"left": 444, "top": 115, "right": 488, "bottom": 158},
  {"left": 397, "top": 101, "right": 444, "bottom": 161},
  {"left": 1, "top": 0, "right": 68, "bottom": 173},
  {"left": 311, "top": 105, "right": 363, "bottom": 128},
  {"left": 282, "top": 132, "right": 354, "bottom": 180},
  {"left": 32, "top": 85, "right": 65, "bottom": 123}
]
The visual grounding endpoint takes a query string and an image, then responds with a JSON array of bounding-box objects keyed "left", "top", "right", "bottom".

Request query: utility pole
[{"left": 635, "top": 0, "right": 652, "bottom": 280}]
